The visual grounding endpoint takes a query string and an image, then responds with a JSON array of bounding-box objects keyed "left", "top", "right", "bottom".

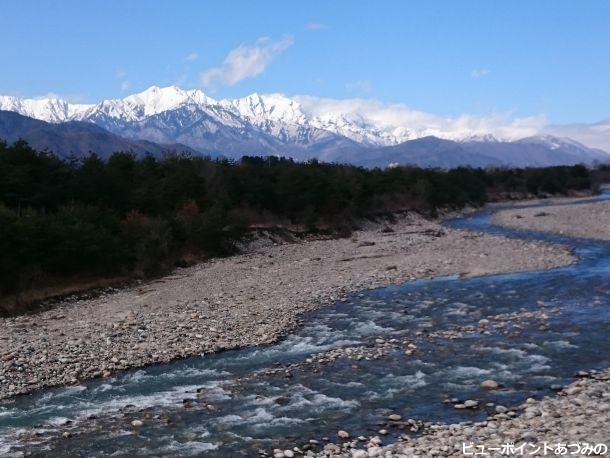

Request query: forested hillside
[{"left": 0, "top": 140, "right": 592, "bottom": 310}]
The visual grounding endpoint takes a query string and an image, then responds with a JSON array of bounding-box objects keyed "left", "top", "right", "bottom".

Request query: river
[{"left": 1, "top": 194, "right": 609, "bottom": 456}]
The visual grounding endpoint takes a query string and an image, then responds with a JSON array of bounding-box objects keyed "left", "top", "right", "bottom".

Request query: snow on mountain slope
[
  {"left": 310, "top": 111, "right": 410, "bottom": 145},
  {"left": 515, "top": 135, "right": 610, "bottom": 163},
  {"left": 459, "top": 133, "right": 500, "bottom": 143},
  {"left": 220, "top": 93, "right": 315, "bottom": 144},
  {"left": 75, "top": 86, "right": 218, "bottom": 123},
  {"left": 543, "top": 118, "right": 610, "bottom": 153},
  {"left": 223, "top": 93, "right": 305, "bottom": 125},
  {"left": 0, "top": 87, "right": 413, "bottom": 147},
  {"left": 220, "top": 92, "right": 422, "bottom": 146},
  {"left": 0, "top": 95, "right": 92, "bottom": 123},
  {"left": 1, "top": 86, "right": 608, "bottom": 164},
  {"left": 0, "top": 110, "right": 201, "bottom": 159},
  {"left": 518, "top": 135, "right": 593, "bottom": 151}
]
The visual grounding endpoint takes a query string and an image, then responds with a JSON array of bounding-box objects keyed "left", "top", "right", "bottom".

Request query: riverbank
[
  {"left": 493, "top": 199, "right": 610, "bottom": 241},
  {"left": 327, "top": 196, "right": 610, "bottom": 458},
  {"left": 0, "top": 211, "right": 575, "bottom": 400},
  {"left": 314, "top": 369, "right": 610, "bottom": 458}
]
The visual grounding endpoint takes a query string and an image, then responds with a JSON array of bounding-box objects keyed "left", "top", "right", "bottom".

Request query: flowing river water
[{"left": 1, "top": 194, "right": 610, "bottom": 456}]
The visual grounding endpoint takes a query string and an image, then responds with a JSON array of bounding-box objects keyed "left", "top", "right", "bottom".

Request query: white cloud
[
  {"left": 471, "top": 68, "right": 491, "bottom": 78},
  {"left": 185, "top": 52, "right": 198, "bottom": 62},
  {"left": 544, "top": 118, "right": 610, "bottom": 152},
  {"left": 34, "top": 92, "right": 87, "bottom": 103},
  {"left": 346, "top": 80, "right": 373, "bottom": 94},
  {"left": 174, "top": 73, "right": 189, "bottom": 86},
  {"left": 304, "top": 22, "right": 325, "bottom": 30},
  {"left": 200, "top": 35, "right": 294, "bottom": 88},
  {"left": 115, "top": 69, "right": 130, "bottom": 92},
  {"left": 294, "top": 95, "right": 546, "bottom": 142}
]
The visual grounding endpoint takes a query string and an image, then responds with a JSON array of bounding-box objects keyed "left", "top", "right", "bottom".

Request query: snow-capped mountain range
[
  {"left": 1, "top": 85, "right": 609, "bottom": 167},
  {"left": 0, "top": 85, "right": 481, "bottom": 149}
]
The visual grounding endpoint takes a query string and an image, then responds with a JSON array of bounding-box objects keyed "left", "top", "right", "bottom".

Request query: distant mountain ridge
[
  {"left": 342, "top": 135, "right": 610, "bottom": 168},
  {"left": 1, "top": 86, "right": 609, "bottom": 167},
  {"left": 0, "top": 110, "right": 201, "bottom": 159},
  {"left": 0, "top": 86, "right": 419, "bottom": 148}
]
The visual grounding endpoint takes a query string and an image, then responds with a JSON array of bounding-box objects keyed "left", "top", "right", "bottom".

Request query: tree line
[{"left": 0, "top": 140, "right": 593, "bottom": 310}]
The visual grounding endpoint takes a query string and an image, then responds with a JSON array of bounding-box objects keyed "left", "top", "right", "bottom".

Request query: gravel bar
[{"left": 0, "top": 212, "right": 575, "bottom": 400}]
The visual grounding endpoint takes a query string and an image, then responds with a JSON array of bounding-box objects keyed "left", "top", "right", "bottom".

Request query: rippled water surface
[{"left": 1, "top": 194, "right": 610, "bottom": 456}]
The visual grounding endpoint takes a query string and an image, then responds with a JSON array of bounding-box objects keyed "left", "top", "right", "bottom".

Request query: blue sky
[{"left": 1, "top": 0, "right": 609, "bottom": 124}]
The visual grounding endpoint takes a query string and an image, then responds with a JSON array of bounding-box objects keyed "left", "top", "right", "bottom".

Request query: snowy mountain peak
[
  {"left": 0, "top": 86, "right": 496, "bottom": 146},
  {"left": 461, "top": 133, "right": 500, "bottom": 143},
  {"left": 224, "top": 92, "right": 305, "bottom": 123},
  {"left": 1, "top": 86, "right": 607, "bottom": 157},
  {"left": 0, "top": 95, "right": 93, "bottom": 123},
  {"left": 110, "top": 85, "right": 217, "bottom": 119}
]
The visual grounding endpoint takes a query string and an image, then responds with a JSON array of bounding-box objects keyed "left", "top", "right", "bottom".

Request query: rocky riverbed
[
  {"left": 0, "top": 212, "right": 575, "bottom": 400},
  {"left": 494, "top": 199, "right": 610, "bottom": 241},
  {"left": 303, "top": 370, "right": 610, "bottom": 458},
  {"left": 262, "top": 197, "right": 610, "bottom": 458}
]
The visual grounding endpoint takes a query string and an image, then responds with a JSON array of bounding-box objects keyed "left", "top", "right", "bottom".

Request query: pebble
[
  {"left": 0, "top": 212, "right": 574, "bottom": 401},
  {"left": 315, "top": 369, "right": 610, "bottom": 457},
  {"left": 480, "top": 379, "right": 499, "bottom": 389},
  {"left": 351, "top": 451, "right": 368, "bottom": 458}
]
